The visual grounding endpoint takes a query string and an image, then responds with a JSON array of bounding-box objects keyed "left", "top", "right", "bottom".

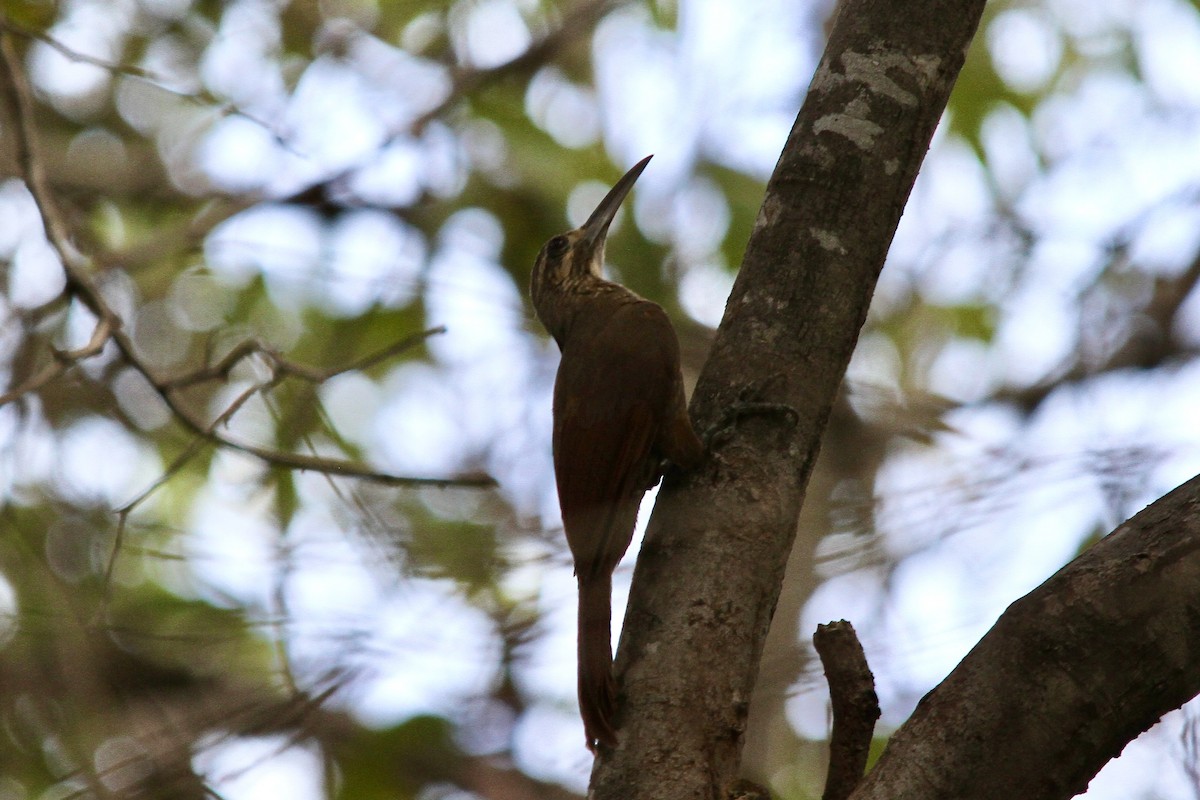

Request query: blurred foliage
[{"left": 0, "top": 0, "right": 1198, "bottom": 797}]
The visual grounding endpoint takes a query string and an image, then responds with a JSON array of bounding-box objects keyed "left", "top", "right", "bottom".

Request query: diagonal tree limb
[
  {"left": 592, "top": 0, "right": 987, "bottom": 795},
  {"left": 850, "top": 473, "right": 1200, "bottom": 800}
]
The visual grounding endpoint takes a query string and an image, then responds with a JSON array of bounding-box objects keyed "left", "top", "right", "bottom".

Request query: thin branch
[
  {"left": 273, "top": 0, "right": 624, "bottom": 212},
  {"left": 160, "top": 339, "right": 269, "bottom": 390},
  {"left": 333, "top": 324, "right": 448, "bottom": 377},
  {"left": 0, "top": 17, "right": 288, "bottom": 144},
  {"left": 410, "top": 0, "right": 624, "bottom": 133},
  {"left": 814, "top": 620, "right": 879, "bottom": 800},
  {"left": 988, "top": 216, "right": 1200, "bottom": 416},
  {"left": 0, "top": 33, "right": 95, "bottom": 277},
  {"left": 1, "top": 17, "right": 154, "bottom": 77},
  {"left": 162, "top": 325, "right": 447, "bottom": 390},
  {"left": 95, "top": 198, "right": 255, "bottom": 276},
  {"left": 102, "top": 379, "right": 280, "bottom": 610},
  {"left": 0, "top": 296, "right": 117, "bottom": 406},
  {"left": 157, "top": 369, "right": 491, "bottom": 486},
  {"left": 0, "top": 360, "right": 67, "bottom": 405},
  {"left": 0, "top": 29, "right": 120, "bottom": 404},
  {"left": 113, "top": 378, "right": 263, "bottom": 518},
  {"left": 57, "top": 678, "right": 348, "bottom": 800}
]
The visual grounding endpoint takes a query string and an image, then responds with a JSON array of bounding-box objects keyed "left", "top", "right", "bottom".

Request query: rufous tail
[{"left": 577, "top": 575, "right": 617, "bottom": 751}]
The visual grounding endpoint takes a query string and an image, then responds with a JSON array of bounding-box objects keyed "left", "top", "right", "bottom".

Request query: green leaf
[
  {"left": 335, "top": 715, "right": 463, "bottom": 800},
  {"left": 406, "top": 504, "right": 500, "bottom": 592}
]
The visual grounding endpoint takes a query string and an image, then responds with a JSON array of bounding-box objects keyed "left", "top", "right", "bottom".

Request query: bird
[{"left": 530, "top": 155, "right": 705, "bottom": 752}]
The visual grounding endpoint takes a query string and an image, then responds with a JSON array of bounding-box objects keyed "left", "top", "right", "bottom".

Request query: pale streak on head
[{"left": 529, "top": 156, "right": 654, "bottom": 336}]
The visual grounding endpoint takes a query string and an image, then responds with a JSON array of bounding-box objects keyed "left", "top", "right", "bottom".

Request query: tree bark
[
  {"left": 849, "top": 473, "right": 1200, "bottom": 800},
  {"left": 815, "top": 621, "right": 879, "bottom": 800},
  {"left": 590, "top": 0, "right": 987, "bottom": 796}
]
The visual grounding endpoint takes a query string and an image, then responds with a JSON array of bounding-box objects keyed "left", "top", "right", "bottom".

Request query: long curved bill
[{"left": 580, "top": 154, "right": 652, "bottom": 248}]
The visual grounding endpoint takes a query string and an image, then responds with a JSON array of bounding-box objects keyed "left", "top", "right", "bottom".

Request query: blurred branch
[
  {"left": 96, "top": 198, "right": 255, "bottom": 275},
  {"left": 410, "top": 0, "right": 625, "bottom": 133},
  {"left": 56, "top": 678, "right": 349, "bottom": 800},
  {"left": 0, "top": 16, "right": 156, "bottom": 78},
  {"left": 0, "top": 313, "right": 113, "bottom": 404},
  {"left": 279, "top": 0, "right": 625, "bottom": 213},
  {"left": 814, "top": 621, "right": 879, "bottom": 800},
  {"left": 0, "top": 27, "right": 494, "bottom": 489},
  {"left": 103, "top": 377, "right": 281, "bottom": 609},
  {"left": 0, "top": 16, "right": 286, "bottom": 141},
  {"left": 958, "top": 187, "right": 1200, "bottom": 417},
  {"left": 993, "top": 247, "right": 1200, "bottom": 414},
  {"left": 162, "top": 325, "right": 447, "bottom": 389}
]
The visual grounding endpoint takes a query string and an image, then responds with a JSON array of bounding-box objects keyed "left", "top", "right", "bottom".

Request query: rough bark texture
[
  {"left": 815, "top": 621, "right": 879, "bottom": 800},
  {"left": 848, "top": 474, "right": 1200, "bottom": 800},
  {"left": 590, "top": 1, "right": 987, "bottom": 797}
]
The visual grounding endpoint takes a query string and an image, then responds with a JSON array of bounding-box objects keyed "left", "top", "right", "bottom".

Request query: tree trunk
[{"left": 590, "top": 0, "right": 988, "bottom": 796}]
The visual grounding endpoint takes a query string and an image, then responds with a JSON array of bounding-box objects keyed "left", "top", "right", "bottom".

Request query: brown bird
[{"left": 530, "top": 155, "right": 705, "bottom": 752}]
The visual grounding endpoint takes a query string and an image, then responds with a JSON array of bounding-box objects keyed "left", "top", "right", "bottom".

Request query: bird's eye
[{"left": 547, "top": 235, "right": 568, "bottom": 257}]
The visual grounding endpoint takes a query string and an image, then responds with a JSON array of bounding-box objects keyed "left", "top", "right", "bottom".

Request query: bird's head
[{"left": 530, "top": 155, "right": 651, "bottom": 326}]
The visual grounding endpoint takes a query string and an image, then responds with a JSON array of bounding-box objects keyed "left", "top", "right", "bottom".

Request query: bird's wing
[{"left": 552, "top": 301, "right": 678, "bottom": 580}]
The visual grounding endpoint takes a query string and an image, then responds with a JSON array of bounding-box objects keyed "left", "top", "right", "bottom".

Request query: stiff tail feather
[{"left": 577, "top": 575, "right": 617, "bottom": 751}]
